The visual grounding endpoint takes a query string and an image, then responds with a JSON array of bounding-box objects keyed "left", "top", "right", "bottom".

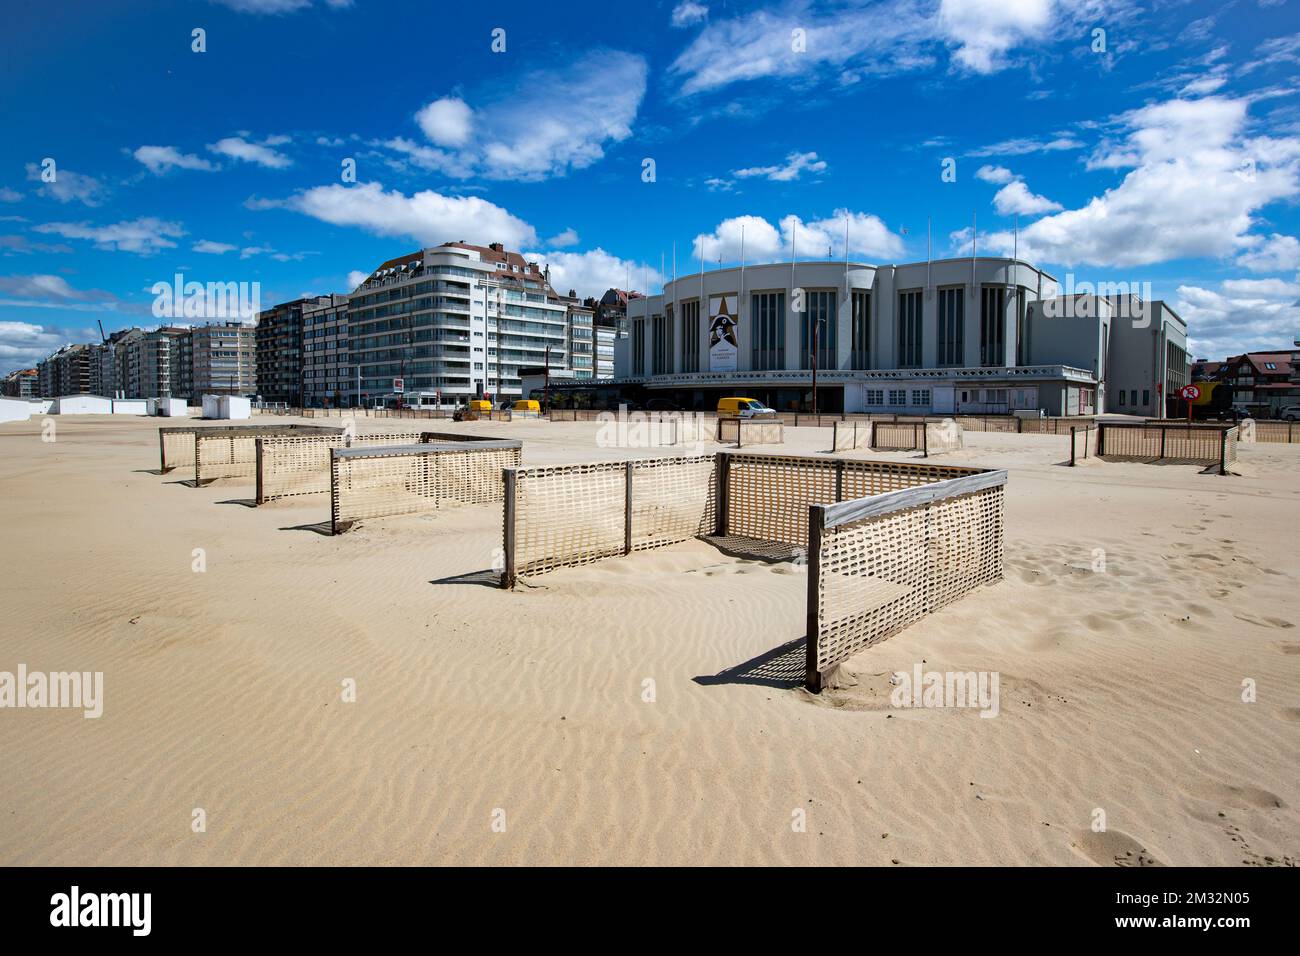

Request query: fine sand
[{"left": 0, "top": 414, "right": 1297, "bottom": 866}]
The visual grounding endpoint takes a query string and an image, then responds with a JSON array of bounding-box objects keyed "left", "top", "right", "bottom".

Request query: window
[
  {"left": 850, "top": 290, "right": 870, "bottom": 368},
  {"left": 632, "top": 317, "right": 645, "bottom": 374},
  {"left": 651, "top": 312, "right": 673, "bottom": 375},
  {"left": 897, "top": 290, "right": 922, "bottom": 368},
  {"left": 937, "top": 287, "right": 964, "bottom": 366},
  {"left": 889, "top": 388, "right": 907, "bottom": 405},
  {"left": 980, "top": 286, "right": 1006, "bottom": 366},
  {"left": 800, "top": 290, "right": 836, "bottom": 370},
  {"left": 1142, "top": 389, "right": 1149, "bottom": 406},
  {"left": 751, "top": 291, "right": 785, "bottom": 371},
  {"left": 679, "top": 299, "right": 700, "bottom": 373},
  {"left": 1014, "top": 288, "right": 1030, "bottom": 366},
  {"left": 912, "top": 389, "right": 931, "bottom": 406},
  {"left": 865, "top": 388, "right": 884, "bottom": 405},
  {"left": 1265, "top": 362, "right": 1276, "bottom": 370}
]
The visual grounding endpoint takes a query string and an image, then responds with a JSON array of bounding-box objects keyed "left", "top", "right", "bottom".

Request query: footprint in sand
[
  {"left": 1276, "top": 642, "right": 1300, "bottom": 655},
  {"left": 1181, "top": 780, "right": 1287, "bottom": 811},
  {"left": 1272, "top": 706, "right": 1300, "bottom": 724},
  {"left": 1234, "top": 613, "right": 1295, "bottom": 630},
  {"left": 1070, "top": 829, "right": 1166, "bottom": 867}
]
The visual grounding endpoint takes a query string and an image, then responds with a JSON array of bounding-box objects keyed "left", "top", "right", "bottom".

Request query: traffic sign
[
  {"left": 1180, "top": 384, "right": 1200, "bottom": 402},
  {"left": 393, "top": 378, "right": 404, "bottom": 393}
]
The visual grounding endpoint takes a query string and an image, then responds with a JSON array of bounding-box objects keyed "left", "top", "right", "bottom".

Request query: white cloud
[
  {"left": 346, "top": 270, "right": 369, "bottom": 290},
  {"left": 24, "top": 164, "right": 106, "bottom": 206},
  {"left": 0, "top": 274, "right": 103, "bottom": 302},
  {"left": 33, "top": 217, "right": 185, "bottom": 255},
  {"left": 256, "top": 181, "right": 537, "bottom": 250},
  {"left": 209, "top": 136, "right": 293, "bottom": 169},
  {"left": 210, "top": 0, "right": 352, "bottom": 13},
  {"left": 967, "top": 135, "right": 1084, "bottom": 157},
  {"left": 734, "top": 150, "right": 828, "bottom": 182},
  {"left": 671, "top": 2, "right": 708, "bottom": 28},
  {"left": 0, "top": 187, "right": 21, "bottom": 203},
  {"left": 938, "top": 0, "right": 1053, "bottom": 74},
  {"left": 545, "top": 228, "right": 580, "bottom": 249},
  {"left": 415, "top": 98, "right": 473, "bottom": 148},
  {"left": 0, "top": 320, "right": 87, "bottom": 373},
  {"left": 523, "top": 248, "right": 663, "bottom": 300},
  {"left": 992, "top": 180, "right": 1063, "bottom": 216},
  {"left": 982, "top": 96, "right": 1300, "bottom": 267},
  {"left": 398, "top": 51, "right": 646, "bottom": 182},
  {"left": 975, "top": 164, "right": 1015, "bottom": 184},
  {"left": 133, "top": 145, "right": 218, "bottom": 175},
  {"left": 1236, "top": 233, "right": 1300, "bottom": 272},
  {"left": 691, "top": 210, "right": 905, "bottom": 263},
  {"left": 1176, "top": 277, "right": 1300, "bottom": 357},
  {"left": 193, "top": 239, "right": 238, "bottom": 254}
]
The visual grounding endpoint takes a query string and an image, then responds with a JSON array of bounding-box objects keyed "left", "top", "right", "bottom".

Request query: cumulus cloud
[
  {"left": 1176, "top": 277, "right": 1300, "bottom": 357},
  {"left": 967, "top": 135, "right": 1084, "bottom": 157},
  {"left": 545, "top": 228, "right": 580, "bottom": 249},
  {"left": 193, "top": 239, "right": 238, "bottom": 254},
  {"left": 346, "top": 270, "right": 369, "bottom": 291},
  {"left": 992, "top": 180, "right": 1063, "bottom": 216},
  {"left": 938, "top": 0, "right": 1053, "bottom": 74},
  {"left": 32, "top": 217, "right": 185, "bottom": 255},
  {"left": 133, "top": 145, "right": 218, "bottom": 175},
  {"left": 394, "top": 51, "right": 646, "bottom": 181},
  {"left": 691, "top": 210, "right": 905, "bottom": 263},
  {"left": 254, "top": 181, "right": 538, "bottom": 250},
  {"left": 671, "top": 2, "right": 708, "bottom": 28},
  {"left": 975, "top": 164, "right": 1015, "bottom": 184},
  {"left": 0, "top": 320, "right": 87, "bottom": 373},
  {"left": 209, "top": 136, "right": 293, "bottom": 169},
  {"left": 24, "top": 163, "right": 106, "bottom": 206},
  {"left": 733, "top": 150, "right": 828, "bottom": 182},
  {"left": 210, "top": 0, "right": 352, "bottom": 13},
  {"left": 523, "top": 248, "right": 663, "bottom": 300},
  {"left": 1237, "top": 233, "right": 1300, "bottom": 272},
  {"left": 981, "top": 95, "right": 1300, "bottom": 267},
  {"left": 0, "top": 187, "right": 21, "bottom": 203}
]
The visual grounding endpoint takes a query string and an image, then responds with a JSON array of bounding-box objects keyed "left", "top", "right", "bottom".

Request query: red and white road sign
[
  {"left": 1180, "top": 384, "right": 1200, "bottom": 401},
  {"left": 393, "top": 378, "right": 404, "bottom": 393}
]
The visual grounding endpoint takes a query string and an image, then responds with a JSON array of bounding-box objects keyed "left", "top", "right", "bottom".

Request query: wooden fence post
[
  {"left": 502, "top": 469, "right": 517, "bottom": 587},
  {"left": 921, "top": 421, "right": 928, "bottom": 458},
  {"left": 804, "top": 505, "right": 825, "bottom": 693},
  {"left": 715, "top": 452, "right": 730, "bottom": 537},
  {"left": 255, "top": 438, "right": 264, "bottom": 504},
  {"left": 624, "top": 461, "right": 634, "bottom": 554},
  {"left": 1219, "top": 430, "right": 1228, "bottom": 476},
  {"left": 1070, "top": 427, "right": 1077, "bottom": 466}
]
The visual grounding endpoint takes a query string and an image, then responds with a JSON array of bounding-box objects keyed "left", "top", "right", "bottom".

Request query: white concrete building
[
  {"left": 348, "top": 242, "right": 570, "bottom": 406},
  {"left": 615, "top": 256, "right": 1183, "bottom": 416}
]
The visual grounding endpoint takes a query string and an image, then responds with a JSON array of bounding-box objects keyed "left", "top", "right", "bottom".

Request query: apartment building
[
  {"left": 1, "top": 368, "right": 38, "bottom": 398},
  {"left": 348, "top": 241, "right": 569, "bottom": 406},
  {"left": 37, "top": 343, "right": 95, "bottom": 397},
  {"left": 256, "top": 298, "right": 321, "bottom": 405},
  {"left": 303, "top": 294, "right": 352, "bottom": 407},
  {"left": 191, "top": 321, "right": 256, "bottom": 397}
]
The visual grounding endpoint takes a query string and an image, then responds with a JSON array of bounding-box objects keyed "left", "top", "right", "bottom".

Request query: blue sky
[{"left": 1, "top": 0, "right": 1298, "bottom": 374}]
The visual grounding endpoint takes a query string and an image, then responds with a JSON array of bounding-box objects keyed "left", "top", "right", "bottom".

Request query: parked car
[
  {"left": 717, "top": 397, "right": 776, "bottom": 419},
  {"left": 1278, "top": 404, "right": 1300, "bottom": 421}
]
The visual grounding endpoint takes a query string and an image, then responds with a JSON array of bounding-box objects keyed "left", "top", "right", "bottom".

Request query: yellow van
[
  {"left": 717, "top": 397, "right": 775, "bottom": 419},
  {"left": 512, "top": 399, "right": 541, "bottom": 415},
  {"left": 467, "top": 399, "right": 493, "bottom": 413}
]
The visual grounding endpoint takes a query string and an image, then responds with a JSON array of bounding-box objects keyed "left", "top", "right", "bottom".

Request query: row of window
[{"left": 633, "top": 286, "right": 1031, "bottom": 373}]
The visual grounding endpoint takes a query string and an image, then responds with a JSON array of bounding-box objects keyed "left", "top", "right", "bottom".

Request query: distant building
[
  {"left": 303, "top": 294, "right": 352, "bottom": 407},
  {"left": 256, "top": 298, "right": 322, "bottom": 405},
  {"left": 1, "top": 368, "right": 37, "bottom": 398},
  {"left": 37, "top": 344, "right": 96, "bottom": 398},
  {"left": 191, "top": 321, "right": 256, "bottom": 398},
  {"left": 1198, "top": 350, "right": 1298, "bottom": 417}
]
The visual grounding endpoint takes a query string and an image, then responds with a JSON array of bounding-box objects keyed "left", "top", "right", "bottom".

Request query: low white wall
[
  {"left": 220, "top": 396, "right": 251, "bottom": 420},
  {"left": 0, "top": 398, "right": 32, "bottom": 423},
  {"left": 29, "top": 399, "right": 53, "bottom": 414},
  {"left": 158, "top": 398, "right": 189, "bottom": 417},
  {"left": 112, "top": 399, "right": 148, "bottom": 415},
  {"left": 54, "top": 395, "right": 113, "bottom": 414}
]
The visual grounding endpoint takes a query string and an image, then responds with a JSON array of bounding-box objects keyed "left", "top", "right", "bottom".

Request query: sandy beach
[{"left": 0, "top": 414, "right": 1296, "bottom": 866}]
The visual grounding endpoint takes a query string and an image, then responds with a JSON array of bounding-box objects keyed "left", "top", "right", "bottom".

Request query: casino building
[{"left": 614, "top": 256, "right": 1188, "bottom": 417}]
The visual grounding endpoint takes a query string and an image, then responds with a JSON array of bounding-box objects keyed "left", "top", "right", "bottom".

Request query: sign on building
[
  {"left": 393, "top": 378, "right": 404, "bottom": 393},
  {"left": 708, "top": 295, "right": 738, "bottom": 372}
]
